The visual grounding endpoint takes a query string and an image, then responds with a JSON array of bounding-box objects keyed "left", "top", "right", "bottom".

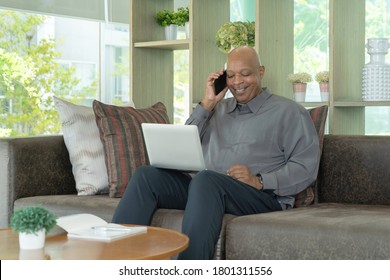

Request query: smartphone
[{"left": 214, "top": 71, "right": 227, "bottom": 94}]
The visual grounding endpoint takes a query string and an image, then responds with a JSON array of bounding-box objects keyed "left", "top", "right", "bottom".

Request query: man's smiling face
[{"left": 226, "top": 47, "right": 265, "bottom": 104}]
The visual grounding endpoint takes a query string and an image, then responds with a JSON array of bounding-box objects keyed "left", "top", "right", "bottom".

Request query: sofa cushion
[
  {"left": 93, "top": 101, "right": 170, "bottom": 198},
  {"left": 226, "top": 203, "right": 390, "bottom": 259},
  {"left": 294, "top": 105, "right": 328, "bottom": 207},
  {"left": 13, "top": 194, "right": 120, "bottom": 235},
  {"left": 54, "top": 96, "right": 109, "bottom": 196}
]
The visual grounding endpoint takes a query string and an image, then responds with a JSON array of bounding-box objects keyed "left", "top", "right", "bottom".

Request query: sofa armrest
[{"left": 0, "top": 135, "right": 76, "bottom": 227}]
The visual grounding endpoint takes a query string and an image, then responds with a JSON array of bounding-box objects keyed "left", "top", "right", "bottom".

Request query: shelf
[
  {"left": 298, "top": 102, "right": 329, "bottom": 107},
  {"left": 134, "top": 39, "right": 190, "bottom": 50},
  {"left": 334, "top": 101, "right": 390, "bottom": 107}
]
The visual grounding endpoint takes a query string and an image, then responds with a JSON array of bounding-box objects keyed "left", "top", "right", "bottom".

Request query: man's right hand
[{"left": 200, "top": 69, "right": 228, "bottom": 111}]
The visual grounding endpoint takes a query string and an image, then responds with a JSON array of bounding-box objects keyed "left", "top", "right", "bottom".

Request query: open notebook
[
  {"left": 141, "top": 123, "right": 206, "bottom": 172},
  {"left": 56, "top": 214, "right": 147, "bottom": 242}
]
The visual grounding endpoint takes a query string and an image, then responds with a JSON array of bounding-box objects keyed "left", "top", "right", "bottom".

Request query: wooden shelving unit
[
  {"left": 129, "top": 0, "right": 388, "bottom": 134},
  {"left": 129, "top": 0, "right": 229, "bottom": 121}
]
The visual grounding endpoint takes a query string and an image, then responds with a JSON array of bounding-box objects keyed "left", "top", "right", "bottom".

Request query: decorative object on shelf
[
  {"left": 175, "top": 7, "right": 190, "bottom": 39},
  {"left": 215, "top": 21, "right": 255, "bottom": 53},
  {"left": 362, "top": 37, "right": 390, "bottom": 101},
  {"left": 315, "top": 70, "right": 330, "bottom": 102},
  {"left": 155, "top": 9, "right": 177, "bottom": 40},
  {"left": 287, "top": 72, "right": 313, "bottom": 102},
  {"left": 10, "top": 206, "right": 57, "bottom": 250}
]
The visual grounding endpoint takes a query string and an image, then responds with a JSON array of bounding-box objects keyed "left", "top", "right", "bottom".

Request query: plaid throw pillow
[
  {"left": 294, "top": 105, "right": 328, "bottom": 207},
  {"left": 93, "top": 100, "right": 170, "bottom": 198}
]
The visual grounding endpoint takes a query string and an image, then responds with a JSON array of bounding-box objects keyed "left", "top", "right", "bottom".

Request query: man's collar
[
  {"left": 227, "top": 98, "right": 238, "bottom": 113},
  {"left": 227, "top": 88, "right": 271, "bottom": 114},
  {"left": 247, "top": 88, "right": 270, "bottom": 113}
]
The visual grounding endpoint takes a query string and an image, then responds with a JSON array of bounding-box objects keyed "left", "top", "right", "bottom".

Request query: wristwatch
[{"left": 256, "top": 173, "right": 263, "bottom": 190}]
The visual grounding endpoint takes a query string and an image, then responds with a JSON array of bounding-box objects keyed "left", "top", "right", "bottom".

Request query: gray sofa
[{"left": 1, "top": 135, "right": 389, "bottom": 259}]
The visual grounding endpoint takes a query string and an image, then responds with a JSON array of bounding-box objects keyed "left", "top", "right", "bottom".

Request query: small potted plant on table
[
  {"left": 315, "top": 70, "right": 330, "bottom": 102},
  {"left": 287, "top": 72, "right": 313, "bottom": 102},
  {"left": 10, "top": 206, "right": 57, "bottom": 250}
]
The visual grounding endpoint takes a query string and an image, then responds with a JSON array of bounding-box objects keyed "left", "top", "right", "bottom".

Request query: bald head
[{"left": 227, "top": 46, "right": 261, "bottom": 68}]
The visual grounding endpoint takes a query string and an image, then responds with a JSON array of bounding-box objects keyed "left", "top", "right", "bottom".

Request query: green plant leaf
[
  {"left": 215, "top": 21, "right": 255, "bottom": 53},
  {"left": 10, "top": 206, "right": 57, "bottom": 234}
]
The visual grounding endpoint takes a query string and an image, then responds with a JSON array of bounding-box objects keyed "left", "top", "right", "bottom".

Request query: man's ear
[{"left": 259, "top": 66, "right": 265, "bottom": 79}]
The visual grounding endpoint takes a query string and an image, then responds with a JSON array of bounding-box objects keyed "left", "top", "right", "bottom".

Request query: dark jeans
[{"left": 112, "top": 166, "right": 282, "bottom": 259}]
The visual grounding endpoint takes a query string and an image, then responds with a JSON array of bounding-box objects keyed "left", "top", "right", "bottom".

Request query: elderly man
[{"left": 112, "top": 46, "right": 320, "bottom": 259}]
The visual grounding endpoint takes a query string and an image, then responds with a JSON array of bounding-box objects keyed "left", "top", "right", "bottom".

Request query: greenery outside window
[
  {"left": 0, "top": 9, "right": 129, "bottom": 137},
  {"left": 293, "top": 0, "right": 329, "bottom": 102}
]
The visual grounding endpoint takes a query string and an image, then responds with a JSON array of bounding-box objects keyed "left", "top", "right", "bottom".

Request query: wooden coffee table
[{"left": 0, "top": 225, "right": 188, "bottom": 260}]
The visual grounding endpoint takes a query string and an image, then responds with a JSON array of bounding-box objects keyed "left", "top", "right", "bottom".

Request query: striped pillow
[
  {"left": 93, "top": 100, "right": 170, "bottom": 198},
  {"left": 54, "top": 96, "right": 109, "bottom": 196},
  {"left": 294, "top": 105, "right": 328, "bottom": 207}
]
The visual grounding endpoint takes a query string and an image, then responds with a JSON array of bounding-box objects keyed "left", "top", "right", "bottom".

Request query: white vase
[
  {"left": 362, "top": 38, "right": 390, "bottom": 101},
  {"left": 19, "top": 229, "right": 46, "bottom": 250},
  {"left": 164, "top": 24, "right": 177, "bottom": 40},
  {"left": 294, "top": 92, "right": 306, "bottom": 102}
]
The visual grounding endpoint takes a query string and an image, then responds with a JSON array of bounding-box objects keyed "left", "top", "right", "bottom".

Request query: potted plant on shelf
[
  {"left": 215, "top": 21, "right": 255, "bottom": 53},
  {"left": 175, "top": 7, "right": 190, "bottom": 39},
  {"left": 287, "top": 72, "right": 313, "bottom": 102},
  {"left": 155, "top": 9, "right": 177, "bottom": 40},
  {"left": 315, "top": 70, "right": 330, "bottom": 102},
  {"left": 10, "top": 206, "right": 57, "bottom": 250}
]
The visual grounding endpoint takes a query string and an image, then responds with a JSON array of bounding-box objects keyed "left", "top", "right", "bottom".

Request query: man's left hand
[{"left": 227, "top": 164, "right": 263, "bottom": 190}]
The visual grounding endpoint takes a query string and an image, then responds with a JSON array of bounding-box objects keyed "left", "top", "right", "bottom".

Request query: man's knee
[
  {"left": 189, "top": 170, "right": 225, "bottom": 194},
  {"left": 191, "top": 170, "right": 216, "bottom": 184}
]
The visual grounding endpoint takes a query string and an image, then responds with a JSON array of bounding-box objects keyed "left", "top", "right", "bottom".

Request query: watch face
[{"left": 256, "top": 174, "right": 263, "bottom": 184}]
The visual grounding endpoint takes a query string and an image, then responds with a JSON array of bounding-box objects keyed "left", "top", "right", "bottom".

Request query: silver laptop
[{"left": 141, "top": 123, "right": 206, "bottom": 171}]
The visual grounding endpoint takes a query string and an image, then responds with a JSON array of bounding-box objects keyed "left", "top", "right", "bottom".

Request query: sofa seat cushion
[
  {"left": 226, "top": 203, "right": 390, "bottom": 260},
  {"left": 14, "top": 195, "right": 120, "bottom": 225}
]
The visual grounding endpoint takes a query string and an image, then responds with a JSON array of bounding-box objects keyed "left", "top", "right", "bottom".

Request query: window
[
  {"left": 0, "top": 5, "right": 129, "bottom": 137},
  {"left": 294, "top": 0, "right": 329, "bottom": 102},
  {"left": 174, "top": 50, "right": 190, "bottom": 124},
  {"left": 173, "top": 0, "right": 190, "bottom": 124}
]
